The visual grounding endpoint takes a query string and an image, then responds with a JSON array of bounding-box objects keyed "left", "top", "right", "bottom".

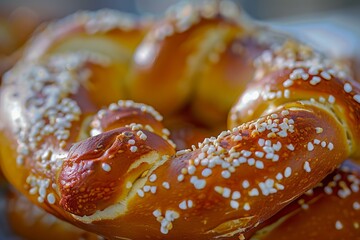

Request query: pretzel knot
[{"left": 0, "top": 1, "right": 359, "bottom": 239}]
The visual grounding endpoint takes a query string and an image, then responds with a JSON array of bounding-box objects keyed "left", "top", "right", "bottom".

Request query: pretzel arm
[
  {"left": 249, "top": 159, "right": 360, "bottom": 239},
  {"left": 62, "top": 102, "right": 349, "bottom": 239},
  {"left": 0, "top": 1, "right": 360, "bottom": 239}
]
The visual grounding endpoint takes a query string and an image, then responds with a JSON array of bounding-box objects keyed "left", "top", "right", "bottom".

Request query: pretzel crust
[
  {"left": 6, "top": 188, "right": 99, "bottom": 240},
  {"left": 249, "top": 160, "right": 360, "bottom": 239},
  {"left": 0, "top": 1, "right": 360, "bottom": 239}
]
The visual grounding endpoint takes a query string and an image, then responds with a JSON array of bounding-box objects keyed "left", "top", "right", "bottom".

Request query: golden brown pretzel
[
  {"left": 0, "top": 1, "right": 359, "bottom": 239},
  {"left": 249, "top": 160, "right": 360, "bottom": 239},
  {"left": 6, "top": 188, "right": 100, "bottom": 240}
]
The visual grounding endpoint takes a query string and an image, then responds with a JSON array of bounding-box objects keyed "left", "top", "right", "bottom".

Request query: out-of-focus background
[
  {"left": 0, "top": 0, "right": 359, "bottom": 20},
  {"left": 0, "top": 0, "right": 359, "bottom": 239},
  {"left": 0, "top": 0, "right": 359, "bottom": 69}
]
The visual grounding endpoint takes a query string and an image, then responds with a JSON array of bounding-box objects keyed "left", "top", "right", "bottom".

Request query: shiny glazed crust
[{"left": 0, "top": 0, "right": 360, "bottom": 239}]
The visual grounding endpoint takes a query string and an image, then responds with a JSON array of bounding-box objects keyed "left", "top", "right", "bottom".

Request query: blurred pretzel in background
[
  {"left": 0, "top": 7, "right": 40, "bottom": 77},
  {"left": 0, "top": 6, "right": 41, "bottom": 197},
  {"left": 0, "top": 0, "right": 360, "bottom": 239},
  {"left": 6, "top": 188, "right": 100, "bottom": 240}
]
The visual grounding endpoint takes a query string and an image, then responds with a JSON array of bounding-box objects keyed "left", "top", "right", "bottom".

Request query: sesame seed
[
  {"left": 284, "top": 167, "right": 292, "bottom": 178},
  {"left": 153, "top": 209, "right": 161, "bottom": 218},
  {"left": 150, "top": 186, "right": 157, "bottom": 194},
  {"left": 265, "top": 152, "right": 274, "bottom": 159},
  {"left": 275, "top": 183, "right": 285, "bottom": 190},
  {"left": 351, "top": 183, "right": 359, "bottom": 192},
  {"left": 128, "top": 139, "right": 135, "bottom": 145},
  {"left": 255, "top": 160, "right": 264, "bottom": 169},
  {"left": 187, "top": 200, "right": 193, "bottom": 208},
  {"left": 143, "top": 185, "right": 150, "bottom": 192},
  {"left": 162, "top": 128, "right": 170, "bottom": 136},
  {"left": 47, "top": 193, "right": 56, "bottom": 204},
  {"left": 283, "top": 79, "right": 294, "bottom": 88},
  {"left": 341, "top": 188, "right": 352, "bottom": 198},
  {"left": 307, "top": 142, "right": 314, "bottom": 151},
  {"left": 301, "top": 203, "right": 309, "bottom": 210},
  {"left": 109, "top": 103, "right": 118, "bottom": 111},
  {"left": 176, "top": 149, "right": 191, "bottom": 156},
  {"left": 222, "top": 187, "right": 231, "bottom": 198},
  {"left": 309, "top": 76, "right": 321, "bottom": 85},
  {"left": 334, "top": 174, "right": 342, "bottom": 181},
  {"left": 277, "top": 130, "right": 287, "bottom": 138},
  {"left": 179, "top": 200, "right": 187, "bottom": 210},
  {"left": 137, "top": 189, "right": 145, "bottom": 197},
  {"left": 354, "top": 95, "right": 360, "bottom": 103},
  {"left": 335, "top": 220, "right": 343, "bottom": 230},
  {"left": 202, "top": 168, "right": 212, "bottom": 177},
  {"left": 265, "top": 139, "right": 272, "bottom": 146},
  {"left": 255, "top": 151, "right": 264, "bottom": 158},
  {"left": 234, "top": 135, "right": 242, "bottom": 141},
  {"left": 320, "top": 71, "right": 331, "bottom": 80},
  {"left": 308, "top": 66, "right": 320, "bottom": 75},
  {"left": 16, "top": 156, "right": 24, "bottom": 165},
  {"left": 327, "top": 142, "right": 334, "bottom": 151},
  {"left": 303, "top": 161, "right": 311, "bottom": 172},
  {"left": 344, "top": 83, "right": 352, "bottom": 93},
  {"left": 149, "top": 174, "right": 157, "bottom": 182},
  {"left": 130, "top": 146, "right": 138, "bottom": 152},
  {"left": 243, "top": 203, "right": 251, "bottom": 211},
  {"left": 242, "top": 150, "right": 252, "bottom": 157},
  {"left": 242, "top": 180, "right": 250, "bottom": 189},
  {"left": 284, "top": 89, "right": 290, "bottom": 98},
  {"left": 162, "top": 182, "right": 170, "bottom": 189},
  {"left": 30, "top": 187, "right": 38, "bottom": 196},
  {"left": 221, "top": 170, "right": 231, "bottom": 179},
  {"left": 188, "top": 165, "right": 196, "bottom": 175},
  {"left": 315, "top": 127, "right": 323, "bottom": 133},
  {"left": 354, "top": 222, "right": 359, "bottom": 229},
  {"left": 193, "top": 178, "right": 206, "bottom": 190},
  {"left": 321, "top": 141, "right": 327, "bottom": 147},
  {"left": 273, "top": 142, "right": 282, "bottom": 151},
  {"left": 328, "top": 95, "right": 335, "bottom": 104},
  {"left": 267, "top": 132, "right": 276, "bottom": 138},
  {"left": 276, "top": 173, "right": 283, "bottom": 180},
  {"left": 101, "top": 163, "right": 111, "bottom": 172},
  {"left": 214, "top": 186, "right": 223, "bottom": 194},
  {"left": 232, "top": 191, "right": 241, "bottom": 200},
  {"left": 139, "top": 133, "right": 147, "bottom": 140},
  {"left": 301, "top": 73, "right": 309, "bottom": 80},
  {"left": 238, "top": 157, "right": 247, "bottom": 164},
  {"left": 177, "top": 174, "right": 184, "bottom": 182},
  {"left": 249, "top": 188, "right": 259, "bottom": 196},
  {"left": 353, "top": 201, "right": 360, "bottom": 210},
  {"left": 305, "top": 189, "right": 314, "bottom": 196},
  {"left": 247, "top": 158, "right": 255, "bottom": 166},
  {"left": 287, "top": 144, "right": 295, "bottom": 151},
  {"left": 126, "top": 182, "right": 132, "bottom": 189},
  {"left": 281, "top": 110, "right": 289, "bottom": 116},
  {"left": 230, "top": 200, "right": 239, "bottom": 209}
]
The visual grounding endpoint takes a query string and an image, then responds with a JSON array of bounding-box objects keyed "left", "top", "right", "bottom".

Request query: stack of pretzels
[{"left": 0, "top": 1, "right": 359, "bottom": 239}]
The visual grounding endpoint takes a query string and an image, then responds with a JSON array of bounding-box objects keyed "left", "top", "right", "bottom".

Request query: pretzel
[
  {"left": 6, "top": 188, "right": 100, "bottom": 240},
  {"left": 249, "top": 159, "right": 360, "bottom": 239},
  {"left": 0, "top": 0, "right": 359, "bottom": 239}
]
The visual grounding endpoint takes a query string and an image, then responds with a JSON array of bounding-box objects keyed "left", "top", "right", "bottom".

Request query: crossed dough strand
[{"left": 0, "top": 1, "right": 360, "bottom": 239}]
